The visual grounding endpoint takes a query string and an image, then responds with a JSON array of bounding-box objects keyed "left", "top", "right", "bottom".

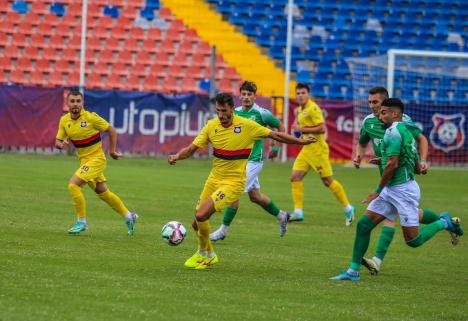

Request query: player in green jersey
[
  {"left": 331, "top": 98, "right": 464, "bottom": 281},
  {"left": 210, "top": 81, "right": 291, "bottom": 241},
  {"left": 354, "top": 87, "right": 459, "bottom": 275}
]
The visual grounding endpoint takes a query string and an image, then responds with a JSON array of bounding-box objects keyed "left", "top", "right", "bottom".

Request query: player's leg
[
  {"left": 92, "top": 180, "right": 138, "bottom": 236},
  {"left": 67, "top": 174, "right": 88, "bottom": 234},
  {"left": 317, "top": 155, "right": 354, "bottom": 226},
  {"left": 404, "top": 214, "right": 464, "bottom": 247},
  {"left": 290, "top": 152, "right": 309, "bottom": 221},
  {"left": 210, "top": 200, "right": 238, "bottom": 241},
  {"left": 419, "top": 208, "right": 461, "bottom": 245},
  {"left": 362, "top": 219, "right": 396, "bottom": 275}
]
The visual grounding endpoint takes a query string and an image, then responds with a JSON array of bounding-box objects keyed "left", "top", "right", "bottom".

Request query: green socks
[
  {"left": 374, "top": 226, "right": 396, "bottom": 261},
  {"left": 222, "top": 207, "right": 238, "bottom": 226},
  {"left": 421, "top": 208, "right": 440, "bottom": 224},
  {"left": 406, "top": 220, "right": 445, "bottom": 248},
  {"left": 349, "top": 215, "right": 377, "bottom": 271},
  {"left": 263, "top": 200, "right": 280, "bottom": 217}
]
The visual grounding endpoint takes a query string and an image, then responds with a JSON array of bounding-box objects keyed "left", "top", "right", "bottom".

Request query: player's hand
[
  {"left": 420, "top": 162, "right": 428, "bottom": 175},
  {"left": 268, "top": 149, "right": 279, "bottom": 159},
  {"left": 55, "top": 140, "right": 69, "bottom": 150},
  {"left": 110, "top": 151, "right": 122, "bottom": 160},
  {"left": 168, "top": 154, "right": 178, "bottom": 165},
  {"left": 362, "top": 192, "right": 379, "bottom": 204},
  {"left": 369, "top": 157, "right": 381, "bottom": 165},
  {"left": 299, "top": 136, "right": 317, "bottom": 145},
  {"left": 353, "top": 155, "right": 362, "bottom": 168}
]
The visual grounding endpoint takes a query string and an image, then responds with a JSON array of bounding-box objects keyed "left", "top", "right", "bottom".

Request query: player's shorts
[
  {"left": 74, "top": 156, "right": 107, "bottom": 183},
  {"left": 292, "top": 148, "right": 333, "bottom": 178},
  {"left": 367, "top": 180, "right": 420, "bottom": 227},
  {"left": 196, "top": 176, "right": 244, "bottom": 213},
  {"left": 245, "top": 161, "right": 263, "bottom": 192}
]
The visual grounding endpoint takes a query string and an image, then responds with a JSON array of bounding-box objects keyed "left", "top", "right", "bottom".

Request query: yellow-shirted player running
[
  {"left": 55, "top": 90, "right": 138, "bottom": 235},
  {"left": 289, "top": 83, "right": 355, "bottom": 225},
  {"left": 168, "top": 93, "right": 315, "bottom": 270}
]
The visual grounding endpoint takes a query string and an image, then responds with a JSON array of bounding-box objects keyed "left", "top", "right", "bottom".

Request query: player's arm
[
  {"left": 55, "top": 138, "right": 69, "bottom": 150},
  {"left": 416, "top": 133, "right": 429, "bottom": 174},
  {"left": 354, "top": 143, "right": 367, "bottom": 168},
  {"left": 106, "top": 126, "right": 122, "bottom": 160},
  {"left": 267, "top": 131, "right": 316, "bottom": 145},
  {"left": 268, "top": 122, "right": 285, "bottom": 159},
  {"left": 168, "top": 144, "right": 199, "bottom": 165},
  {"left": 293, "top": 123, "right": 326, "bottom": 134},
  {"left": 55, "top": 119, "right": 69, "bottom": 149},
  {"left": 363, "top": 155, "right": 399, "bottom": 204}
]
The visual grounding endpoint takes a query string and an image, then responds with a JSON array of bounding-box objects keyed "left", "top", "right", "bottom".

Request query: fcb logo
[
  {"left": 234, "top": 126, "right": 242, "bottom": 134},
  {"left": 80, "top": 121, "right": 87, "bottom": 128},
  {"left": 430, "top": 113, "right": 465, "bottom": 153}
]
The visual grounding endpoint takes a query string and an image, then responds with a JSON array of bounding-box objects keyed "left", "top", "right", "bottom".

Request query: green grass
[{"left": 1, "top": 154, "right": 467, "bottom": 321}]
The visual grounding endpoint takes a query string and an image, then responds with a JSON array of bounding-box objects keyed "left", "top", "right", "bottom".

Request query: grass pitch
[{"left": 1, "top": 154, "right": 467, "bottom": 321}]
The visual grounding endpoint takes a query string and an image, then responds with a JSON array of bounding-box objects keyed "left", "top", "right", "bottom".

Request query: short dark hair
[
  {"left": 67, "top": 89, "right": 83, "bottom": 100},
  {"left": 295, "top": 82, "right": 310, "bottom": 92},
  {"left": 381, "top": 98, "right": 404, "bottom": 112},
  {"left": 239, "top": 81, "right": 257, "bottom": 94},
  {"left": 368, "top": 86, "right": 389, "bottom": 98},
  {"left": 215, "top": 92, "right": 234, "bottom": 108}
]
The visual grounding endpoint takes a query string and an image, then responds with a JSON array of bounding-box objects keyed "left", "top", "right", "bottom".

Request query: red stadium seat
[
  {"left": 148, "top": 63, "right": 165, "bottom": 77},
  {"left": 107, "top": 74, "right": 122, "bottom": 89},
  {"left": 30, "top": 2, "right": 49, "bottom": 15},
  {"left": 147, "top": 28, "right": 162, "bottom": 40},
  {"left": 85, "top": 73, "right": 101, "bottom": 88},
  {"left": 181, "top": 77, "right": 199, "bottom": 93},
  {"left": 112, "top": 62, "right": 129, "bottom": 76},
  {"left": 17, "top": 57, "right": 33, "bottom": 72},
  {"left": 10, "top": 69, "right": 27, "bottom": 84},
  {"left": 168, "top": 64, "right": 184, "bottom": 78},
  {"left": 93, "top": 62, "right": 110, "bottom": 75},
  {"left": 68, "top": 36, "right": 82, "bottom": 50},
  {"left": 131, "top": 63, "right": 148, "bottom": 76},
  {"left": 126, "top": 74, "right": 145, "bottom": 92},
  {"left": 49, "top": 72, "right": 66, "bottom": 87},
  {"left": 30, "top": 34, "right": 46, "bottom": 49},
  {"left": 157, "top": 8, "right": 173, "bottom": 20},
  {"left": 61, "top": 48, "right": 80, "bottom": 63},
  {"left": 124, "top": 38, "right": 141, "bottom": 53},
  {"left": 99, "top": 49, "right": 115, "bottom": 63},
  {"left": 160, "top": 39, "right": 177, "bottom": 54},
  {"left": 30, "top": 70, "right": 47, "bottom": 86},
  {"left": 42, "top": 47, "right": 59, "bottom": 61},
  {"left": 186, "top": 65, "right": 203, "bottom": 79},
  {"left": 142, "top": 39, "right": 159, "bottom": 53},
  {"left": 135, "top": 51, "right": 153, "bottom": 65},
  {"left": 118, "top": 51, "right": 134, "bottom": 65},
  {"left": 56, "top": 60, "right": 73, "bottom": 74},
  {"left": 0, "top": 32, "right": 8, "bottom": 47},
  {"left": 163, "top": 76, "right": 179, "bottom": 93},
  {"left": 36, "top": 59, "right": 53, "bottom": 73},
  {"left": 129, "top": 28, "right": 146, "bottom": 40},
  {"left": 4, "top": 46, "right": 20, "bottom": 59},
  {"left": 24, "top": 47, "right": 40, "bottom": 60},
  {"left": 0, "top": 20, "right": 15, "bottom": 36},
  {"left": 145, "top": 75, "right": 163, "bottom": 92},
  {"left": 12, "top": 33, "right": 28, "bottom": 48},
  {"left": 86, "top": 37, "right": 101, "bottom": 51},
  {"left": 50, "top": 35, "right": 67, "bottom": 49},
  {"left": 68, "top": 73, "right": 80, "bottom": 86},
  {"left": 0, "top": 57, "right": 13, "bottom": 72},
  {"left": 112, "top": 27, "right": 128, "bottom": 40}
]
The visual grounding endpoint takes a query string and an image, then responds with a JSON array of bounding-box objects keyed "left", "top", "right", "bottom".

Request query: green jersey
[
  {"left": 359, "top": 113, "right": 421, "bottom": 174},
  {"left": 381, "top": 122, "right": 419, "bottom": 187},
  {"left": 234, "top": 104, "right": 281, "bottom": 162}
]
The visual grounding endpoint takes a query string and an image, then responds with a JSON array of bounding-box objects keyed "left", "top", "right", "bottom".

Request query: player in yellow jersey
[
  {"left": 55, "top": 90, "right": 138, "bottom": 235},
  {"left": 168, "top": 93, "right": 315, "bottom": 270},
  {"left": 289, "top": 83, "right": 355, "bottom": 225}
]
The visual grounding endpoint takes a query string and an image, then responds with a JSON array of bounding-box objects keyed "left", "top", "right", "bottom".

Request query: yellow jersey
[
  {"left": 56, "top": 109, "right": 110, "bottom": 159},
  {"left": 297, "top": 99, "right": 328, "bottom": 153},
  {"left": 193, "top": 115, "right": 271, "bottom": 182}
]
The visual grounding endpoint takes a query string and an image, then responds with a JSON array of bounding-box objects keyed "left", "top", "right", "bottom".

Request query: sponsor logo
[{"left": 430, "top": 113, "right": 465, "bottom": 152}]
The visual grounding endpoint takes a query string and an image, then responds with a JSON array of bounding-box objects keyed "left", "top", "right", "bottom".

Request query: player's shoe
[
  {"left": 361, "top": 257, "right": 380, "bottom": 275},
  {"left": 68, "top": 221, "right": 88, "bottom": 235},
  {"left": 288, "top": 212, "right": 304, "bottom": 222},
  {"left": 329, "top": 270, "right": 360, "bottom": 281},
  {"left": 184, "top": 252, "right": 206, "bottom": 268},
  {"left": 194, "top": 255, "right": 219, "bottom": 270},
  {"left": 126, "top": 212, "right": 139, "bottom": 236},
  {"left": 440, "top": 213, "right": 464, "bottom": 237},
  {"left": 345, "top": 205, "right": 355, "bottom": 226},
  {"left": 278, "top": 211, "right": 290, "bottom": 237},
  {"left": 210, "top": 226, "right": 227, "bottom": 241}
]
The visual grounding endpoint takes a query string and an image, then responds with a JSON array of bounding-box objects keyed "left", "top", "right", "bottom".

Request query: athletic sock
[
  {"left": 406, "top": 220, "right": 445, "bottom": 248},
  {"left": 68, "top": 184, "right": 86, "bottom": 219},
  {"left": 349, "top": 215, "right": 377, "bottom": 271},
  {"left": 291, "top": 181, "right": 304, "bottom": 210},
  {"left": 374, "top": 226, "right": 396, "bottom": 261},
  {"left": 98, "top": 190, "right": 129, "bottom": 217},
  {"left": 222, "top": 207, "right": 238, "bottom": 226},
  {"left": 196, "top": 220, "right": 212, "bottom": 252},
  {"left": 263, "top": 200, "right": 280, "bottom": 217},
  {"left": 421, "top": 208, "right": 440, "bottom": 224},
  {"left": 328, "top": 180, "right": 350, "bottom": 207}
]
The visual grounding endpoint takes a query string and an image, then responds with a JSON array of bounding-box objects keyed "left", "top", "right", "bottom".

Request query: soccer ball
[{"left": 161, "top": 221, "right": 187, "bottom": 246}]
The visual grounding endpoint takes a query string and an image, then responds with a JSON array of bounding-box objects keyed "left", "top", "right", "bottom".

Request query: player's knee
[
  {"left": 68, "top": 183, "right": 80, "bottom": 193},
  {"left": 356, "top": 215, "right": 376, "bottom": 235},
  {"left": 195, "top": 212, "right": 208, "bottom": 222},
  {"left": 191, "top": 220, "right": 198, "bottom": 231},
  {"left": 248, "top": 193, "right": 261, "bottom": 203},
  {"left": 406, "top": 235, "right": 423, "bottom": 248}
]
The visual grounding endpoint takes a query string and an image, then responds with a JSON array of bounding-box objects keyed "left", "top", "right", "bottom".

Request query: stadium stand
[{"left": 0, "top": 0, "right": 242, "bottom": 94}]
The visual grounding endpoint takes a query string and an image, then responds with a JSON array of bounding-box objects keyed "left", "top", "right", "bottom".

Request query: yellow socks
[
  {"left": 196, "top": 220, "right": 212, "bottom": 253},
  {"left": 329, "top": 180, "right": 350, "bottom": 207},
  {"left": 291, "top": 181, "right": 304, "bottom": 210},
  {"left": 98, "top": 190, "right": 129, "bottom": 217},
  {"left": 68, "top": 184, "right": 86, "bottom": 219}
]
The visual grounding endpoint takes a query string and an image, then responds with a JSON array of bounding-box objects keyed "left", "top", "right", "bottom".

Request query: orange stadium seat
[
  {"left": 17, "top": 57, "right": 33, "bottom": 72},
  {"left": 112, "top": 27, "right": 128, "bottom": 40},
  {"left": 4, "top": 46, "right": 20, "bottom": 59},
  {"left": 0, "top": 32, "right": 8, "bottom": 47},
  {"left": 6, "top": 12, "right": 22, "bottom": 25},
  {"left": 160, "top": 39, "right": 177, "bottom": 54},
  {"left": 86, "top": 73, "right": 101, "bottom": 88},
  {"left": 86, "top": 37, "right": 101, "bottom": 51},
  {"left": 36, "top": 59, "right": 53, "bottom": 73},
  {"left": 24, "top": 47, "right": 40, "bottom": 60},
  {"left": 112, "top": 62, "right": 129, "bottom": 76},
  {"left": 93, "top": 62, "right": 110, "bottom": 75},
  {"left": 55, "top": 60, "right": 72, "bottom": 74},
  {"left": 148, "top": 63, "right": 165, "bottom": 77},
  {"left": 99, "top": 49, "right": 115, "bottom": 63},
  {"left": 131, "top": 63, "right": 148, "bottom": 76},
  {"left": 49, "top": 72, "right": 66, "bottom": 87},
  {"left": 50, "top": 35, "right": 67, "bottom": 49},
  {"left": 42, "top": 47, "right": 58, "bottom": 61},
  {"left": 68, "top": 37, "right": 82, "bottom": 50},
  {"left": 124, "top": 38, "right": 140, "bottom": 53},
  {"left": 17, "top": 21, "right": 35, "bottom": 36},
  {"left": 147, "top": 28, "right": 162, "bottom": 40},
  {"left": 186, "top": 65, "right": 203, "bottom": 79},
  {"left": 107, "top": 74, "right": 122, "bottom": 89},
  {"left": 11, "top": 34, "right": 27, "bottom": 48},
  {"left": 30, "top": 70, "right": 47, "bottom": 86},
  {"left": 0, "top": 20, "right": 15, "bottom": 35},
  {"left": 181, "top": 78, "right": 199, "bottom": 93},
  {"left": 106, "top": 38, "right": 122, "bottom": 51},
  {"left": 142, "top": 39, "right": 159, "bottom": 53},
  {"left": 30, "top": 2, "right": 49, "bottom": 15},
  {"left": 168, "top": 65, "right": 184, "bottom": 78},
  {"left": 157, "top": 8, "right": 173, "bottom": 20},
  {"left": 126, "top": 74, "right": 145, "bottom": 92},
  {"left": 10, "top": 69, "right": 27, "bottom": 84},
  {"left": 0, "top": 57, "right": 13, "bottom": 72},
  {"left": 145, "top": 76, "right": 163, "bottom": 92},
  {"left": 118, "top": 51, "right": 134, "bottom": 65},
  {"left": 62, "top": 48, "right": 80, "bottom": 63},
  {"left": 30, "top": 34, "right": 46, "bottom": 48},
  {"left": 68, "top": 73, "right": 80, "bottom": 86},
  {"left": 135, "top": 51, "right": 153, "bottom": 65},
  {"left": 129, "top": 28, "right": 146, "bottom": 40}
]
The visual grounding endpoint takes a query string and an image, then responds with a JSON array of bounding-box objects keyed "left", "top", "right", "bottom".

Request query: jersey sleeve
[
  {"left": 358, "top": 124, "right": 370, "bottom": 145},
  {"left": 383, "top": 127, "right": 402, "bottom": 156},
  {"left": 246, "top": 118, "right": 271, "bottom": 139},
  {"left": 55, "top": 117, "right": 67, "bottom": 140},
  {"left": 262, "top": 109, "right": 281, "bottom": 128},
  {"left": 192, "top": 122, "right": 210, "bottom": 148},
  {"left": 90, "top": 112, "right": 110, "bottom": 131}
]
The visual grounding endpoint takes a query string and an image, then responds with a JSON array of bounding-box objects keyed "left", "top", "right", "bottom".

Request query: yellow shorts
[
  {"left": 292, "top": 148, "right": 333, "bottom": 178},
  {"left": 74, "top": 156, "right": 107, "bottom": 183},
  {"left": 196, "top": 177, "right": 244, "bottom": 213}
]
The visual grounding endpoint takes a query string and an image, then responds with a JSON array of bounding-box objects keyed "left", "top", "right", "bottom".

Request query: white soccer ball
[{"left": 161, "top": 221, "right": 187, "bottom": 246}]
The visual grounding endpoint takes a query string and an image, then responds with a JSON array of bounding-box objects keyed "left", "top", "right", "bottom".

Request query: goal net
[{"left": 347, "top": 50, "right": 468, "bottom": 166}]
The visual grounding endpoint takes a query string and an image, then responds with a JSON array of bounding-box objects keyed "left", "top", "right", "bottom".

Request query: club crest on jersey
[
  {"left": 430, "top": 113, "right": 465, "bottom": 153},
  {"left": 80, "top": 121, "right": 87, "bottom": 128},
  {"left": 234, "top": 126, "right": 242, "bottom": 134}
]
